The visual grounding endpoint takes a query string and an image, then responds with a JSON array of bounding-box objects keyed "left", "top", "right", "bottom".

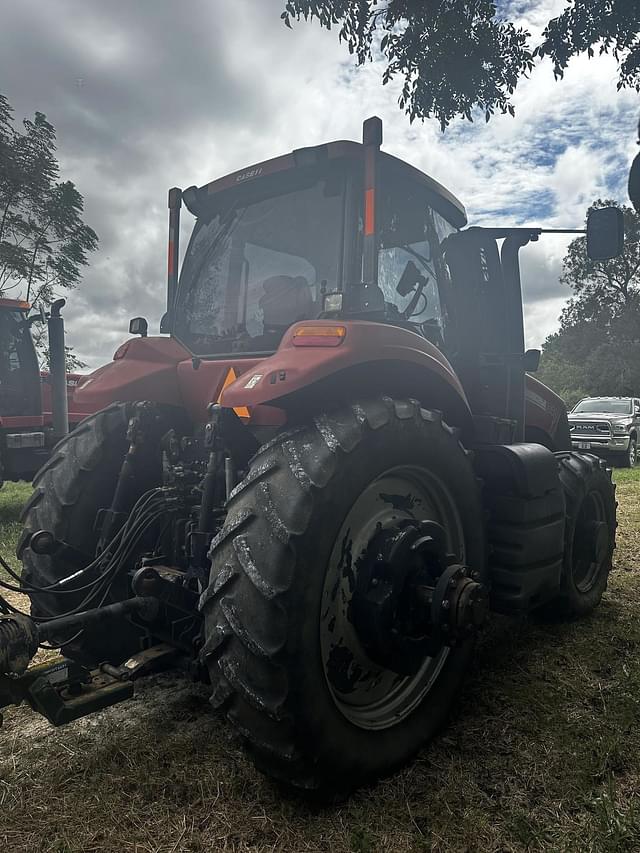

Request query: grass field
[{"left": 1, "top": 471, "right": 639, "bottom": 853}]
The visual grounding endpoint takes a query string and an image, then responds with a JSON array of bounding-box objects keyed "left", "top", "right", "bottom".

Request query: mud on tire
[{"left": 200, "top": 397, "right": 486, "bottom": 797}]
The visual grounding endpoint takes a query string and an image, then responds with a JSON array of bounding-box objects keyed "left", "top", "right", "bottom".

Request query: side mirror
[
  {"left": 634, "top": 405, "right": 640, "bottom": 416},
  {"left": 396, "top": 260, "right": 424, "bottom": 297},
  {"left": 523, "top": 349, "right": 541, "bottom": 372},
  {"left": 129, "top": 316, "right": 148, "bottom": 337},
  {"left": 159, "top": 312, "right": 171, "bottom": 334},
  {"left": 586, "top": 207, "right": 624, "bottom": 261}
]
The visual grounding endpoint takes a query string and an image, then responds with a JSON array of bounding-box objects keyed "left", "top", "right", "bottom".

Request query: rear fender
[{"left": 221, "top": 320, "right": 473, "bottom": 435}]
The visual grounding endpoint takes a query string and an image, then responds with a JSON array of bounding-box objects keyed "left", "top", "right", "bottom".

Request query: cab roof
[{"left": 198, "top": 139, "right": 467, "bottom": 229}]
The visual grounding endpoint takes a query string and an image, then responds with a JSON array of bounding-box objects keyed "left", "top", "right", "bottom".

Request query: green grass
[
  {"left": 0, "top": 480, "right": 30, "bottom": 580},
  {"left": 1, "top": 473, "right": 640, "bottom": 852}
]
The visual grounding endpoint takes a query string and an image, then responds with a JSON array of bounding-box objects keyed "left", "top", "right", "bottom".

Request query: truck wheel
[
  {"left": 543, "top": 452, "right": 616, "bottom": 618},
  {"left": 621, "top": 437, "right": 636, "bottom": 468},
  {"left": 201, "top": 398, "right": 486, "bottom": 797},
  {"left": 17, "top": 402, "right": 169, "bottom": 665}
]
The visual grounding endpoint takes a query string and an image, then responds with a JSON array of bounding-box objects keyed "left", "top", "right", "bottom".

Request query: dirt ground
[{"left": 0, "top": 473, "right": 639, "bottom": 853}]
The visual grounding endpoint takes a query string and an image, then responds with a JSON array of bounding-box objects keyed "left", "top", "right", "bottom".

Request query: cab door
[{"left": 442, "top": 228, "right": 528, "bottom": 441}]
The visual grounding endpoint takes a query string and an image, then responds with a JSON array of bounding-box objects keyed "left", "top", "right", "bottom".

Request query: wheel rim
[
  {"left": 630, "top": 441, "right": 636, "bottom": 466},
  {"left": 572, "top": 489, "right": 608, "bottom": 592},
  {"left": 320, "top": 465, "right": 465, "bottom": 730}
]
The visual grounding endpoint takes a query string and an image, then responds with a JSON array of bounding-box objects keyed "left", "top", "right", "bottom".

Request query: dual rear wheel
[{"left": 18, "top": 398, "right": 616, "bottom": 797}]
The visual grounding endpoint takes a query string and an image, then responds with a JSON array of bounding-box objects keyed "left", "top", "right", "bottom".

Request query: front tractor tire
[{"left": 201, "top": 398, "right": 486, "bottom": 797}]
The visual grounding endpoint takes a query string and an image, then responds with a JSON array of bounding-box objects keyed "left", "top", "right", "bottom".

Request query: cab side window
[{"left": 377, "top": 167, "right": 456, "bottom": 349}]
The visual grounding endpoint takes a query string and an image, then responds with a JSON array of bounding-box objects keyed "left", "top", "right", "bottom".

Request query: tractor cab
[
  {"left": 170, "top": 128, "right": 465, "bottom": 360},
  {"left": 0, "top": 298, "right": 41, "bottom": 418},
  {"left": 0, "top": 298, "right": 74, "bottom": 483},
  {"left": 166, "top": 118, "right": 622, "bottom": 448}
]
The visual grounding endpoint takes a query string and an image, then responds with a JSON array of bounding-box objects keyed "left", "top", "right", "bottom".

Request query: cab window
[
  {"left": 0, "top": 309, "right": 39, "bottom": 415},
  {"left": 377, "top": 166, "right": 456, "bottom": 349}
]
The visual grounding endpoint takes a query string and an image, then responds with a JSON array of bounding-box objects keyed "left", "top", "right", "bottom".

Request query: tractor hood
[{"left": 71, "top": 336, "right": 190, "bottom": 414}]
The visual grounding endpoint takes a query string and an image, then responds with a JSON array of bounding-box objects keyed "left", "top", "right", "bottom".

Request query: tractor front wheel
[{"left": 201, "top": 397, "right": 486, "bottom": 796}]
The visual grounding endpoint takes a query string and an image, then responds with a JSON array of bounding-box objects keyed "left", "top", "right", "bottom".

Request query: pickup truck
[{"left": 568, "top": 396, "right": 640, "bottom": 467}]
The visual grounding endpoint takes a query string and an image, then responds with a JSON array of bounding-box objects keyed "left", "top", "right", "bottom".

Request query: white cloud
[{"left": 0, "top": 0, "right": 637, "bottom": 368}]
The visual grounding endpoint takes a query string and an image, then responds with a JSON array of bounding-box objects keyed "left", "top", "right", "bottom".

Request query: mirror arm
[{"left": 538, "top": 228, "right": 585, "bottom": 235}]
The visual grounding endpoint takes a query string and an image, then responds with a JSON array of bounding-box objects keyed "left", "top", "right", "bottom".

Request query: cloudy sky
[{"left": 1, "top": 0, "right": 637, "bottom": 368}]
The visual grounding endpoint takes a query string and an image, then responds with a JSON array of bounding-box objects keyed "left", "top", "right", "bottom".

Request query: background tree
[
  {"left": 0, "top": 92, "right": 97, "bottom": 367},
  {"left": 281, "top": 1, "right": 640, "bottom": 128},
  {"left": 537, "top": 199, "right": 640, "bottom": 406}
]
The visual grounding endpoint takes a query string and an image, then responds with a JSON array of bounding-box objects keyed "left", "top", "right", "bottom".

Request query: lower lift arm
[{"left": 0, "top": 596, "right": 175, "bottom": 727}]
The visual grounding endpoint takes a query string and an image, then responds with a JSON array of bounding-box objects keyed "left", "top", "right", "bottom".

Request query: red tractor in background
[
  {"left": 0, "top": 297, "right": 90, "bottom": 485},
  {"left": 0, "top": 118, "right": 624, "bottom": 798}
]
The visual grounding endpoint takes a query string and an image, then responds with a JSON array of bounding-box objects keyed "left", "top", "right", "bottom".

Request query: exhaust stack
[
  {"left": 48, "top": 299, "right": 69, "bottom": 439},
  {"left": 167, "top": 187, "right": 182, "bottom": 326}
]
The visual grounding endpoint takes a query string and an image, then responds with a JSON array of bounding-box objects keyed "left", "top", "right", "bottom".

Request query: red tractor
[
  {"left": 0, "top": 297, "right": 89, "bottom": 485},
  {"left": 0, "top": 118, "right": 623, "bottom": 797}
]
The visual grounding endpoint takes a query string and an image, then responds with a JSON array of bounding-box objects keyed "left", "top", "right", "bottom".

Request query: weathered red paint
[
  {"left": 177, "top": 358, "right": 261, "bottom": 422},
  {"left": 40, "top": 371, "right": 93, "bottom": 423},
  {"left": 0, "top": 415, "right": 45, "bottom": 428},
  {"left": 0, "top": 297, "right": 30, "bottom": 310},
  {"left": 71, "top": 336, "right": 188, "bottom": 416},
  {"left": 71, "top": 324, "right": 564, "bottom": 448},
  {"left": 220, "top": 320, "right": 469, "bottom": 411},
  {"left": 72, "top": 321, "right": 470, "bottom": 429},
  {"left": 71, "top": 336, "right": 281, "bottom": 424}
]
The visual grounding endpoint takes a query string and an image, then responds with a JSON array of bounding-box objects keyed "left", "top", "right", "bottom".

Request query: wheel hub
[
  {"left": 583, "top": 519, "right": 609, "bottom": 565},
  {"left": 351, "top": 520, "right": 488, "bottom": 676}
]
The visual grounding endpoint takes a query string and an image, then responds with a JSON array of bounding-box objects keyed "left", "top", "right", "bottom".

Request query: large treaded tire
[
  {"left": 18, "top": 403, "right": 154, "bottom": 665},
  {"left": 544, "top": 452, "right": 616, "bottom": 618},
  {"left": 200, "top": 397, "right": 486, "bottom": 797}
]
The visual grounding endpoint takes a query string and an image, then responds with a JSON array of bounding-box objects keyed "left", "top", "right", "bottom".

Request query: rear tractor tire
[
  {"left": 201, "top": 397, "right": 486, "bottom": 797},
  {"left": 542, "top": 452, "right": 616, "bottom": 618},
  {"left": 18, "top": 402, "right": 175, "bottom": 665}
]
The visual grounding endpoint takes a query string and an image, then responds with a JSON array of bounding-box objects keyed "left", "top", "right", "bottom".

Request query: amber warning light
[{"left": 292, "top": 325, "right": 347, "bottom": 347}]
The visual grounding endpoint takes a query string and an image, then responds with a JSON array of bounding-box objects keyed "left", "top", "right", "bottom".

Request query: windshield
[
  {"left": 573, "top": 399, "right": 632, "bottom": 414},
  {"left": 174, "top": 167, "right": 346, "bottom": 354}
]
